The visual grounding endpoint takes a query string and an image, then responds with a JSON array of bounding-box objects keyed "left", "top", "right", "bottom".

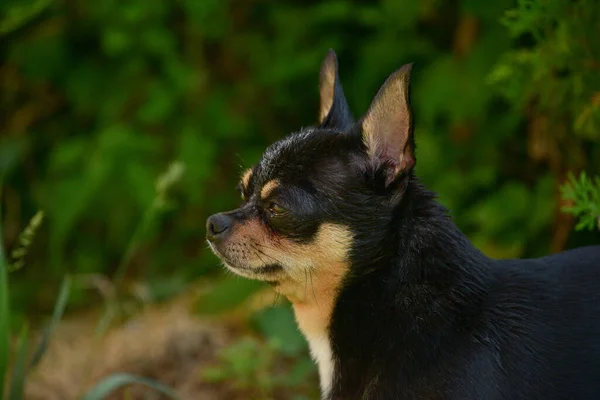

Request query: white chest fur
[{"left": 307, "top": 334, "right": 334, "bottom": 398}]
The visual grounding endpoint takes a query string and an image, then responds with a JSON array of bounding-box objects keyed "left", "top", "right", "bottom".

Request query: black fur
[{"left": 210, "top": 53, "right": 600, "bottom": 399}]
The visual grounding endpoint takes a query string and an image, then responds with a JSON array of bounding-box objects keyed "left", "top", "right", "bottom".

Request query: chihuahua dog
[{"left": 206, "top": 50, "right": 600, "bottom": 400}]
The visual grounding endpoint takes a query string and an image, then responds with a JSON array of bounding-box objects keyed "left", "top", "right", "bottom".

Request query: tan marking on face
[
  {"left": 210, "top": 219, "right": 352, "bottom": 396},
  {"left": 240, "top": 168, "right": 253, "bottom": 193},
  {"left": 279, "top": 223, "right": 351, "bottom": 397},
  {"left": 260, "top": 179, "right": 280, "bottom": 200},
  {"left": 279, "top": 224, "right": 351, "bottom": 332},
  {"left": 215, "top": 221, "right": 352, "bottom": 329}
]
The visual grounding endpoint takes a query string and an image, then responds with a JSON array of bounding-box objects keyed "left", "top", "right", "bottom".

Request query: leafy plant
[
  {"left": 2, "top": 0, "right": 600, "bottom": 397},
  {"left": 561, "top": 172, "right": 600, "bottom": 231},
  {"left": 0, "top": 171, "right": 180, "bottom": 399},
  {"left": 199, "top": 303, "right": 317, "bottom": 399},
  {"left": 201, "top": 336, "right": 316, "bottom": 400},
  {"left": 94, "top": 160, "right": 186, "bottom": 337},
  {"left": 490, "top": 0, "right": 600, "bottom": 140},
  {"left": 201, "top": 337, "right": 278, "bottom": 396},
  {"left": 0, "top": 198, "right": 71, "bottom": 400},
  {"left": 3, "top": 0, "right": 599, "bottom": 315}
]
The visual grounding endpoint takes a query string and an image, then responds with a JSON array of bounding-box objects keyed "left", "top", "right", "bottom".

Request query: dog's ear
[
  {"left": 361, "top": 64, "right": 414, "bottom": 187},
  {"left": 318, "top": 49, "right": 353, "bottom": 130}
]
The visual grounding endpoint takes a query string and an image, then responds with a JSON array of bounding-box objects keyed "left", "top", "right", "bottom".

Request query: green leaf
[
  {"left": 0, "top": 138, "right": 23, "bottom": 178},
  {"left": 252, "top": 304, "right": 307, "bottom": 356},
  {"left": 560, "top": 172, "right": 600, "bottom": 232},
  {"left": 0, "top": 0, "right": 53, "bottom": 35},
  {"left": 283, "top": 357, "right": 316, "bottom": 387},
  {"left": 29, "top": 276, "right": 71, "bottom": 368},
  {"left": 199, "top": 366, "right": 228, "bottom": 382},
  {"left": 101, "top": 28, "right": 133, "bottom": 56},
  {"left": 137, "top": 82, "right": 177, "bottom": 124},
  {"left": 82, "top": 373, "right": 178, "bottom": 400},
  {"left": 195, "top": 277, "right": 264, "bottom": 315},
  {"left": 8, "top": 323, "right": 29, "bottom": 400}
]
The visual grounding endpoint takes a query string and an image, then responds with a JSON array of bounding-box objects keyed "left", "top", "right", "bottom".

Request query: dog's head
[{"left": 206, "top": 50, "right": 415, "bottom": 301}]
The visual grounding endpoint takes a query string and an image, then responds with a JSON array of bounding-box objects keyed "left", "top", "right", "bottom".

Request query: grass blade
[
  {"left": 82, "top": 373, "right": 178, "bottom": 400},
  {"left": 0, "top": 181, "right": 9, "bottom": 400},
  {"left": 28, "top": 276, "right": 71, "bottom": 369},
  {"left": 8, "top": 324, "right": 28, "bottom": 400}
]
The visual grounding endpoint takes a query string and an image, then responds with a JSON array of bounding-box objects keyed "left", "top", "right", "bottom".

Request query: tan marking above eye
[
  {"left": 240, "top": 168, "right": 253, "bottom": 197},
  {"left": 270, "top": 223, "right": 353, "bottom": 333},
  {"left": 260, "top": 179, "right": 280, "bottom": 200}
]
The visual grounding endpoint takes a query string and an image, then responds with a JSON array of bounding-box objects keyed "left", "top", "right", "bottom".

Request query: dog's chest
[
  {"left": 292, "top": 302, "right": 336, "bottom": 398},
  {"left": 307, "top": 334, "right": 334, "bottom": 397}
]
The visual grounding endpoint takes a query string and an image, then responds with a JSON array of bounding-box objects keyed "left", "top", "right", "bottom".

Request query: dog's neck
[
  {"left": 272, "top": 177, "right": 493, "bottom": 398},
  {"left": 271, "top": 259, "right": 346, "bottom": 397},
  {"left": 328, "top": 177, "right": 493, "bottom": 398}
]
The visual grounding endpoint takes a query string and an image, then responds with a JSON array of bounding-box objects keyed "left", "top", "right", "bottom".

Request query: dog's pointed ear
[
  {"left": 318, "top": 49, "right": 353, "bottom": 130},
  {"left": 361, "top": 64, "right": 415, "bottom": 187}
]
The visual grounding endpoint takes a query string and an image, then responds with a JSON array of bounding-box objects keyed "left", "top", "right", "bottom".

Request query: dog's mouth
[
  {"left": 207, "top": 240, "right": 284, "bottom": 281},
  {"left": 223, "top": 260, "right": 285, "bottom": 282},
  {"left": 233, "top": 263, "right": 284, "bottom": 275}
]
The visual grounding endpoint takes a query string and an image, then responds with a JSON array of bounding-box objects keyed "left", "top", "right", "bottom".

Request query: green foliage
[
  {"left": 201, "top": 338, "right": 278, "bottom": 395},
  {"left": 3, "top": 0, "right": 599, "bottom": 314},
  {"left": 0, "top": 201, "right": 71, "bottom": 400},
  {"left": 0, "top": 272, "right": 70, "bottom": 400},
  {"left": 28, "top": 277, "right": 70, "bottom": 369},
  {"left": 82, "top": 373, "right": 179, "bottom": 400},
  {"left": 490, "top": 0, "right": 600, "bottom": 139},
  {"left": 201, "top": 336, "right": 316, "bottom": 400},
  {"left": 195, "top": 278, "right": 265, "bottom": 315},
  {"left": 93, "top": 160, "right": 185, "bottom": 337},
  {"left": 251, "top": 305, "right": 308, "bottom": 357},
  {"left": 7, "top": 324, "right": 28, "bottom": 400},
  {"left": 0, "top": 202, "right": 177, "bottom": 399},
  {"left": 561, "top": 172, "right": 600, "bottom": 231},
  {"left": 1, "top": 0, "right": 600, "bottom": 396},
  {"left": 198, "top": 297, "right": 315, "bottom": 398},
  {"left": 0, "top": 0, "right": 52, "bottom": 35},
  {"left": 0, "top": 190, "right": 9, "bottom": 400}
]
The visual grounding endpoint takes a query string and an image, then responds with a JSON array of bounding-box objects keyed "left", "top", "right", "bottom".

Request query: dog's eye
[{"left": 267, "top": 202, "right": 288, "bottom": 217}]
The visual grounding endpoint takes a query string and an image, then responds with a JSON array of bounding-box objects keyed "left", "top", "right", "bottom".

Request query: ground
[{"left": 25, "top": 281, "right": 319, "bottom": 400}]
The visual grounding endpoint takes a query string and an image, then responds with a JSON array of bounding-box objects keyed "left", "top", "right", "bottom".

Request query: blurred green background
[{"left": 1, "top": 0, "right": 600, "bottom": 398}]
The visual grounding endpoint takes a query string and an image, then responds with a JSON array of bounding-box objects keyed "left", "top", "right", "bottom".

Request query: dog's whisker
[
  {"left": 250, "top": 244, "right": 286, "bottom": 266},
  {"left": 309, "top": 268, "right": 317, "bottom": 305}
]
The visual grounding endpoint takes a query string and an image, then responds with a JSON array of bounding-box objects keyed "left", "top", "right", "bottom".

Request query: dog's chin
[
  {"left": 223, "top": 262, "right": 285, "bottom": 282},
  {"left": 208, "top": 241, "right": 284, "bottom": 282}
]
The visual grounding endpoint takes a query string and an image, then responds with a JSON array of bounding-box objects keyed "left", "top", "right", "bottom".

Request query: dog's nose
[{"left": 206, "top": 213, "right": 233, "bottom": 242}]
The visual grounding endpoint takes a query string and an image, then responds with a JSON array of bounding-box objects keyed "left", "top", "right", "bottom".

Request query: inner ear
[
  {"left": 361, "top": 63, "right": 414, "bottom": 186},
  {"left": 318, "top": 49, "right": 353, "bottom": 130}
]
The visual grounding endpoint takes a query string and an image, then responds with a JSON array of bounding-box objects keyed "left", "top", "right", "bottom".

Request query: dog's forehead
[{"left": 256, "top": 128, "right": 339, "bottom": 184}]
